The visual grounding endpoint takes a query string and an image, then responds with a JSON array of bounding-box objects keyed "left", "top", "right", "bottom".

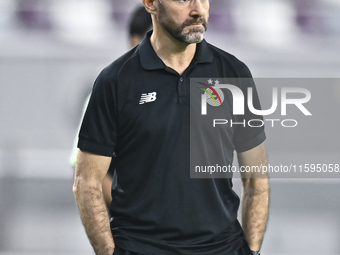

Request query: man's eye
[{"left": 178, "top": 0, "right": 190, "bottom": 2}]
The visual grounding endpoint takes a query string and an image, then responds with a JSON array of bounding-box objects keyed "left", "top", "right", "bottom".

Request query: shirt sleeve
[
  {"left": 69, "top": 94, "right": 91, "bottom": 166},
  {"left": 77, "top": 67, "right": 118, "bottom": 157},
  {"left": 232, "top": 68, "right": 266, "bottom": 153}
]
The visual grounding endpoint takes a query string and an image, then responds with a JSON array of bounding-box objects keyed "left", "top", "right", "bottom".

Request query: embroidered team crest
[{"left": 139, "top": 92, "right": 157, "bottom": 104}]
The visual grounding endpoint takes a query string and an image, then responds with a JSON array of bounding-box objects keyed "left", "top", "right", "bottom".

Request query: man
[
  {"left": 73, "top": 0, "right": 269, "bottom": 255},
  {"left": 70, "top": 5, "right": 152, "bottom": 206}
]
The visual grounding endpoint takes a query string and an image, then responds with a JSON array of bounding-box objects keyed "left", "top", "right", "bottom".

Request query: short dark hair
[{"left": 128, "top": 6, "right": 152, "bottom": 37}]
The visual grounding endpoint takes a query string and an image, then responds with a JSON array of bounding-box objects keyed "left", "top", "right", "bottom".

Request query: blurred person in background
[
  {"left": 70, "top": 5, "right": 152, "bottom": 207},
  {"left": 15, "top": 0, "right": 51, "bottom": 30},
  {"left": 289, "top": 0, "right": 323, "bottom": 34},
  {"left": 129, "top": 5, "right": 153, "bottom": 47},
  {"left": 73, "top": 1, "right": 269, "bottom": 255}
]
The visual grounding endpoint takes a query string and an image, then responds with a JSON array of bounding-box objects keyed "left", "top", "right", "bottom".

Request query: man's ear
[{"left": 142, "top": 0, "right": 157, "bottom": 14}]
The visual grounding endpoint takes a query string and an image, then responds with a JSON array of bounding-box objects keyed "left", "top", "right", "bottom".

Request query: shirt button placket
[{"left": 178, "top": 77, "right": 185, "bottom": 97}]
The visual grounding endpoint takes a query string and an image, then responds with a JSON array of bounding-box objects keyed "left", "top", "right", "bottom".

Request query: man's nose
[{"left": 189, "top": 0, "right": 209, "bottom": 17}]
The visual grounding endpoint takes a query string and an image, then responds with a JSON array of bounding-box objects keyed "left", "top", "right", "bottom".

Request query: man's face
[{"left": 157, "top": 0, "right": 209, "bottom": 44}]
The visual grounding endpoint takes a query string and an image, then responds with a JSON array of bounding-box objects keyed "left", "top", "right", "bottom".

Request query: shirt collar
[{"left": 139, "top": 30, "right": 213, "bottom": 71}]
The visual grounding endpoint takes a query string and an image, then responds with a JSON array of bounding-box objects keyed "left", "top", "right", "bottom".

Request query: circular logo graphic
[{"left": 205, "top": 88, "right": 224, "bottom": 107}]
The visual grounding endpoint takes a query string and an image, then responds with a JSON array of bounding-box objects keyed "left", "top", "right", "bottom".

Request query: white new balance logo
[{"left": 139, "top": 92, "right": 157, "bottom": 104}]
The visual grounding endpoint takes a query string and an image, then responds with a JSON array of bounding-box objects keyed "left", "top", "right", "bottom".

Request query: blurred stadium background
[{"left": 0, "top": 0, "right": 340, "bottom": 254}]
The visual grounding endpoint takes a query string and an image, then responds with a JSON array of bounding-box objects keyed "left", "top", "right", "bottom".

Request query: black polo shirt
[{"left": 78, "top": 31, "right": 265, "bottom": 255}]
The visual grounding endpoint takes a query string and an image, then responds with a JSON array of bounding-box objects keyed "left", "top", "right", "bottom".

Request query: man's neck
[{"left": 150, "top": 28, "right": 197, "bottom": 75}]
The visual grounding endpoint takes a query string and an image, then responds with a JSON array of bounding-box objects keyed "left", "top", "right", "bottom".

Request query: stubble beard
[{"left": 158, "top": 5, "right": 208, "bottom": 44}]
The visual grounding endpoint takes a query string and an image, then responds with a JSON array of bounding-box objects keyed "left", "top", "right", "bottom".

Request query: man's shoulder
[
  {"left": 205, "top": 42, "right": 252, "bottom": 77},
  {"left": 206, "top": 42, "right": 243, "bottom": 64},
  {"left": 99, "top": 46, "right": 140, "bottom": 81}
]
